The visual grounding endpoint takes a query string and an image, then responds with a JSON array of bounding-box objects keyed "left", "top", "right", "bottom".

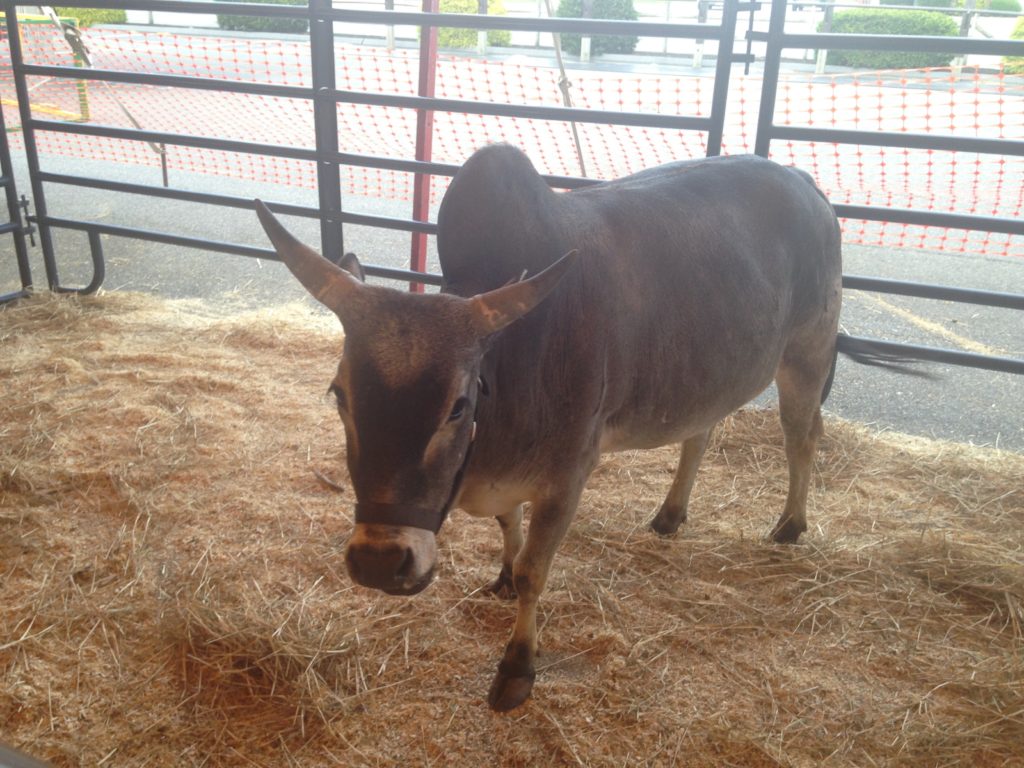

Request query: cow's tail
[{"left": 820, "top": 334, "right": 937, "bottom": 404}]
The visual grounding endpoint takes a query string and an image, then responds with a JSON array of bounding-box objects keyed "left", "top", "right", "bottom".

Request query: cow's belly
[
  {"left": 600, "top": 419, "right": 712, "bottom": 453},
  {"left": 599, "top": 366, "right": 777, "bottom": 453}
]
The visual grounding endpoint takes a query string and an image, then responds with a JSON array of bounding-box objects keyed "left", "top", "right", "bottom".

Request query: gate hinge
[{"left": 18, "top": 194, "right": 36, "bottom": 246}]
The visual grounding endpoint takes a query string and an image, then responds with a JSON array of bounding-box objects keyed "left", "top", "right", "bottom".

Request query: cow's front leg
[
  {"left": 487, "top": 493, "right": 579, "bottom": 711},
  {"left": 488, "top": 504, "right": 525, "bottom": 599}
]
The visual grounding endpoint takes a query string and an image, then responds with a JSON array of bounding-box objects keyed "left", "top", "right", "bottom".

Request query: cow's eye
[
  {"left": 328, "top": 383, "right": 348, "bottom": 411},
  {"left": 448, "top": 396, "right": 470, "bottom": 422}
]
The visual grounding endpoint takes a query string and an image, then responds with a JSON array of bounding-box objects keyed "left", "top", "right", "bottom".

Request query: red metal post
[{"left": 409, "top": 0, "right": 439, "bottom": 292}]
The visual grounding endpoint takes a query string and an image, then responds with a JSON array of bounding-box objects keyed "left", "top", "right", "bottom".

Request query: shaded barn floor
[{"left": 2, "top": 293, "right": 1022, "bottom": 767}]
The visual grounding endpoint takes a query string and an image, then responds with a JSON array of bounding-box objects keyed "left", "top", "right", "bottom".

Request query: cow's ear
[
  {"left": 337, "top": 252, "right": 366, "bottom": 283},
  {"left": 469, "top": 250, "right": 579, "bottom": 336},
  {"left": 255, "top": 200, "right": 368, "bottom": 322}
]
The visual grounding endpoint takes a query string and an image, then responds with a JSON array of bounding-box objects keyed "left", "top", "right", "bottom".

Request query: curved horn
[
  {"left": 255, "top": 200, "right": 362, "bottom": 318},
  {"left": 469, "top": 250, "right": 580, "bottom": 336}
]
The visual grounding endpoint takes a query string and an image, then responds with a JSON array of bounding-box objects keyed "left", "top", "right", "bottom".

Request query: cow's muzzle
[{"left": 345, "top": 524, "right": 437, "bottom": 596}]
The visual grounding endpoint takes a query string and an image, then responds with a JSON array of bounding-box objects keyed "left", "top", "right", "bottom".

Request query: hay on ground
[{"left": 1, "top": 292, "right": 1022, "bottom": 767}]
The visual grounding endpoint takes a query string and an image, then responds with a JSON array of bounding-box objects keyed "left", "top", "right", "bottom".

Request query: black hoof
[
  {"left": 487, "top": 669, "right": 535, "bottom": 712},
  {"left": 770, "top": 518, "right": 806, "bottom": 544},
  {"left": 649, "top": 504, "right": 685, "bottom": 536},
  {"left": 486, "top": 567, "right": 517, "bottom": 600}
]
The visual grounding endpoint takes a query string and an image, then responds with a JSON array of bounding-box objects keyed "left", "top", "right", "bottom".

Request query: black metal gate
[
  {"left": 752, "top": 0, "right": 1024, "bottom": 375},
  {"left": 0, "top": 82, "right": 32, "bottom": 303},
  {"left": 0, "top": 0, "right": 745, "bottom": 292},
  {"left": 1, "top": 0, "right": 1022, "bottom": 376}
]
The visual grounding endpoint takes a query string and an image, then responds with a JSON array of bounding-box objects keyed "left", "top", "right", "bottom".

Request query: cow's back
[{"left": 439, "top": 147, "right": 837, "bottom": 310}]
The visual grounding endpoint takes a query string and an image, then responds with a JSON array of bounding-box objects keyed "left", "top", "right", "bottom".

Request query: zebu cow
[{"left": 254, "top": 144, "right": 842, "bottom": 711}]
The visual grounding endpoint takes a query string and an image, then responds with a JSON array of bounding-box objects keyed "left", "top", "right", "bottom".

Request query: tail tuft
[{"left": 836, "top": 334, "right": 939, "bottom": 379}]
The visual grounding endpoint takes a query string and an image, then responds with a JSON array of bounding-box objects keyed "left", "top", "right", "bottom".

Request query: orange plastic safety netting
[{"left": 2, "top": 22, "right": 1021, "bottom": 257}]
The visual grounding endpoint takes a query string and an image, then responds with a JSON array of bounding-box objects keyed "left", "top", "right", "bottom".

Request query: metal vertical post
[
  {"left": 955, "top": 0, "right": 976, "bottom": 72},
  {"left": 0, "top": 102, "right": 32, "bottom": 297},
  {"left": 70, "top": 21, "right": 91, "bottom": 121},
  {"left": 4, "top": 6, "right": 59, "bottom": 289},
  {"left": 476, "top": 0, "right": 488, "bottom": 54},
  {"left": 706, "top": 0, "right": 739, "bottom": 157},
  {"left": 694, "top": 0, "right": 708, "bottom": 68},
  {"left": 580, "top": 0, "right": 593, "bottom": 63},
  {"left": 409, "top": 0, "right": 439, "bottom": 292},
  {"left": 753, "top": 0, "right": 788, "bottom": 158},
  {"left": 309, "top": 0, "right": 344, "bottom": 263},
  {"left": 742, "top": 0, "right": 756, "bottom": 75},
  {"left": 385, "top": 0, "right": 396, "bottom": 50},
  {"left": 815, "top": 0, "right": 833, "bottom": 75}
]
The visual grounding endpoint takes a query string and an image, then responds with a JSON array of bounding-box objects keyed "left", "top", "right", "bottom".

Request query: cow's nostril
[
  {"left": 395, "top": 548, "right": 414, "bottom": 581},
  {"left": 345, "top": 548, "right": 363, "bottom": 582}
]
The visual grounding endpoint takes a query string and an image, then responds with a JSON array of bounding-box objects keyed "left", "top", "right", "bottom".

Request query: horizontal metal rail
[
  {"left": 10, "top": 0, "right": 314, "bottom": 12},
  {"left": 842, "top": 276, "right": 1024, "bottom": 310},
  {"left": 837, "top": 333, "right": 1024, "bottom": 375},
  {"left": 776, "top": 0, "right": 1018, "bottom": 12},
  {"left": 331, "top": 89, "right": 714, "bottom": 132},
  {"left": 27, "top": 119, "right": 456, "bottom": 177},
  {"left": 773, "top": 126, "right": 1024, "bottom": 159},
  {"left": 363, "top": 264, "right": 444, "bottom": 286},
  {"left": 833, "top": 205, "right": 1024, "bottom": 237},
  {"left": 27, "top": 118, "right": 602, "bottom": 190},
  {"left": 748, "top": 30, "right": 1024, "bottom": 57},
  {"left": 839, "top": 275, "right": 1024, "bottom": 376},
  {"left": 37, "top": 214, "right": 445, "bottom": 285},
  {"left": 18, "top": 63, "right": 316, "bottom": 97},
  {"left": 18, "top": 63, "right": 716, "bottom": 133},
  {"left": 327, "top": 10, "right": 724, "bottom": 38},
  {"left": 44, "top": 215, "right": 272, "bottom": 257},
  {"left": 0, "top": 287, "right": 31, "bottom": 302},
  {"left": 21, "top": 0, "right": 735, "bottom": 40},
  {"left": 31, "top": 117, "right": 318, "bottom": 159},
  {"left": 33, "top": 167, "right": 596, "bottom": 222},
  {"left": 37, "top": 171, "right": 438, "bottom": 234}
]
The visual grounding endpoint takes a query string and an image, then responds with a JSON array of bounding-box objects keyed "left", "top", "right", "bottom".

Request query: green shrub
[
  {"left": 821, "top": 8, "right": 959, "bottom": 69},
  {"left": 1003, "top": 16, "right": 1024, "bottom": 74},
  {"left": 984, "top": 0, "right": 1021, "bottom": 12},
  {"left": 879, "top": 0, "right": 954, "bottom": 6},
  {"left": 52, "top": 7, "right": 126, "bottom": 27},
  {"left": 437, "top": 0, "right": 511, "bottom": 49},
  {"left": 216, "top": 0, "right": 308, "bottom": 35},
  {"left": 555, "top": 0, "right": 639, "bottom": 57}
]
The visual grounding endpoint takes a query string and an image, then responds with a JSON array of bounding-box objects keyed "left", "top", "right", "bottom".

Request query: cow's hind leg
[
  {"left": 770, "top": 343, "right": 833, "bottom": 544},
  {"left": 488, "top": 504, "right": 525, "bottom": 599},
  {"left": 649, "top": 427, "right": 713, "bottom": 535}
]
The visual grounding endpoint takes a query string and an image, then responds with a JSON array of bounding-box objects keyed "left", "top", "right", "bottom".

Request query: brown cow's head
[{"left": 255, "top": 201, "right": 576, "bottom": 596}]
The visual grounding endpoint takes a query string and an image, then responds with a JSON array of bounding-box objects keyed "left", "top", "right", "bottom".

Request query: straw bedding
[{"left": 1, "top": 292, "right": 1022, "bottom": 767}]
